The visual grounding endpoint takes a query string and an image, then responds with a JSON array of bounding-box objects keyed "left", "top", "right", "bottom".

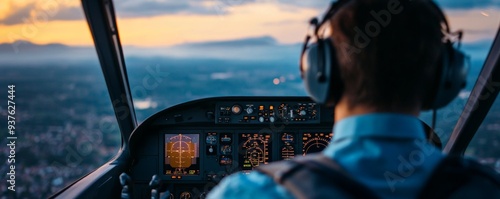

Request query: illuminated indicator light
[
  {"left": 279, "top": 76, "right": 286, "bottom": 83},
  {"left": 259, "top": 105, "right": 264, "bottom": 110},
  {"left": 273, "top": 78, "right": 280, "bottom": 85},
  {"left": 270, "top": 105, "right": 274, "bottom": 110},
  {"left": 189, "top": 170, "right": 196, "bottom": 175}
]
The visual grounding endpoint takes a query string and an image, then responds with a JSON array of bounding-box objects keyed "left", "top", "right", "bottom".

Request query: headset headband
[{"left": 299, "top": 0, "right": 468, "bottom": 109}]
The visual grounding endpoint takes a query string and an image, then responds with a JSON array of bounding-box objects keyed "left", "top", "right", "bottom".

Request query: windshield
[
  {"left": 115, "top": 1, "right": 328, "bottom": 121},
  {"left": 1, "top": 1, "right": 499, "bottom": 198},
  {"left": 116, "top": 0, "right": 500, "bottom": 145}
]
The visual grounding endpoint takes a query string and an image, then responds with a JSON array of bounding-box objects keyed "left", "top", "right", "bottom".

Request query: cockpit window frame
[{"left": 444, "top": 26, "right": 500, "bottom": 155}]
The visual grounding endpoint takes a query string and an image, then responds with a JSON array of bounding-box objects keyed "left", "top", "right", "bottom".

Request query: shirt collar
[{"left": 332, "top": 113, "right": 426, "bottom": 142}]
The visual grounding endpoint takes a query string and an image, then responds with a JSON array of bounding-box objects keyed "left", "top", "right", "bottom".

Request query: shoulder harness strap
[
  {"left": 256, "top": 154, "right": 380, "bottom": 199},
  {"left": 418, "top": 155, "right": 500, "bottom": 199}
]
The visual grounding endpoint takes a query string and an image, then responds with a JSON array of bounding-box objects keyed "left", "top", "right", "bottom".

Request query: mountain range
[{"left": 0, "top": 35, "right": 492, "bottom": 66}]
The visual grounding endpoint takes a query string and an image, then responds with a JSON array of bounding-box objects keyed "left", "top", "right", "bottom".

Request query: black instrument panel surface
[{"left": 128, "top": 97, "right": 334, "bottom": 198}]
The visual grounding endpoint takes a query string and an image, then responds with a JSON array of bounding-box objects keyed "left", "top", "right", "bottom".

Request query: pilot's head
[{"left": 300, "top": 0, "right": 468, "bottom": 118}]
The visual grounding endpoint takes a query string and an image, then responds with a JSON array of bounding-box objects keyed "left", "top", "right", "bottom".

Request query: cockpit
[
  {"left": 125, "top": 97, "right": 334, "bottom": 198},
  {"left": 1, "top": 0, "right": 500, "bottom": 198}
]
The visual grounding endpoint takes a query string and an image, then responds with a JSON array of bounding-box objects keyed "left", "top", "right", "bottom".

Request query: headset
[{"left": 300, "top": 0, "right": 469, "bottom": 110}]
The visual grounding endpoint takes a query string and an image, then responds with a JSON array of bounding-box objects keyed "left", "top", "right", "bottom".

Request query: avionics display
[
  {"left": 239, "top": 133, "right": 272, "bottom": 171},
  {"left": 164, "top": 134, "right": 200, "bottom": 175},
  {"left": 302, "top": 132, "right": 333, "bottom": 155},
  {"left": 280, "top": 133, "right": 295, "bottom": 160}
]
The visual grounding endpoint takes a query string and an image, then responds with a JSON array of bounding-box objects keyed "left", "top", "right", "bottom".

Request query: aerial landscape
[
  {"left": 0, "top": 0, "right": 499, "bottom": 197},
  {"left": 0, "top": 36, "right": 499, "bottom": 197}
]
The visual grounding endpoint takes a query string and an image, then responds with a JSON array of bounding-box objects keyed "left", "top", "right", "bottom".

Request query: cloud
[
  {"left": 115, "top": 0, "right": 221, "bottom": 18},
  {"left": 0, "top": 0, "right": 228, "bottom": 25},
  {"left": 177, "top": 35, "right": 278, "bottom": 48},
  {"left": 276, "top": 0, "right": 500, "bottom": 10},
  {"left": 0, "top": 3, "right": 83, "bottom": 25},
  {"left": 0, "top": 3, "right": 36, "bottom": 25},
  {"left": 1, "top": 0, "right": 499, "bottom": 26},
  {"left": 52, "top": 6, "right": 83, "bottom": 21},
  {"left": 437, "top": 0, "right": 500, "bottom": 9},
  {"left": 276, "top": 0, "right": 330, "bottom": 9}
]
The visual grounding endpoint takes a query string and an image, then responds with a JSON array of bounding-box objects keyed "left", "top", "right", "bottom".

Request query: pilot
[{"left": 208, "top": 0, "right": 500, "bottom": 198}]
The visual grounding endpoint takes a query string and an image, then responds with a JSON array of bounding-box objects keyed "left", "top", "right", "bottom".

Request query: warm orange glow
[
  {"left": 115, "top": 3, "right": 317, "bottom": 46},
  {"left": 0, "top": 1, "right": 498, "bottom": 46},
  {"left": 0, "top": 20, "right": 93, "bottom": 46},
  {"left": 0, "top": 2, "right": 317, "bottom": 46},
  {"left": 446, "top": 8, "right": 500, "bottom": 43}
]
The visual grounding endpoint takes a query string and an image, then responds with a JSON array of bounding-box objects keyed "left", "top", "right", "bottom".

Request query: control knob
[
  {"left": 299, "top": 110, "right": 307, "bottom": 116},
  {"left": 231, "top": 105, "right": 242, "bottom": 115},
  {"left": 180, "top": 191, "right": 192, "bottom": 199}
]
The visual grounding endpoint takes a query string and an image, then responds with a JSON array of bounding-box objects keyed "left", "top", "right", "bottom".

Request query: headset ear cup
[
  {"left": 324, "top": 38, "right": 344, "bottom": 105},
  {"left": 428, "top": 46, "right": 469, "bottom": 109},
  {"left": 303, "top": 41, "right": 331, "bottom": 104},
  {"left": 302, "top": 38, "right": 343, "bottom": 106}
]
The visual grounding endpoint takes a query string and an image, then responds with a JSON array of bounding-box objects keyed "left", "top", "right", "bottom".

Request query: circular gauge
[
  {"left": 220, "top": 134, "right": 232, "bottom": 144},
  {"left": 166, "top": 135, "right": 196, "bottom": 169},
  {"left": 231, "top": 105, "right": 242, "bottom": 115},
  {"left": 281, "top": 145, "right": 295, "bottom": 160},
  {"left": 246, "top": 107, "right": 254, "bottom": 114},
  {"left": 281, "top": 133, "right": 294, "bottom": 144},
  {"left": 221, "top": 145, "right": 232, "bottom": 155},
  {"left": 180, "top": 191, "right": 192, "bottom": 199},
  {"left": 206, "top": 135, "right": 217, "bottom": 145},
  {"left": 302, "top": 133, "right": 332, "bottom": 155},
  {"left": 239, "top": 133, "right": 272, "bottom": 170}
]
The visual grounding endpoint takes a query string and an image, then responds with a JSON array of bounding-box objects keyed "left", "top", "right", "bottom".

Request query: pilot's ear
[{"left": 421, "top": 121, "right": 443, "bottom": 150}]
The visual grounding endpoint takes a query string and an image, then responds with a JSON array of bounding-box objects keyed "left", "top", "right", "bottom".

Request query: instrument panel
[
  {"left": 129, "top": 97, "right": 334, "bottom": 199},
  {"left": 161, "top": 131, "right": 333, "bottom": 179},
  {"left": 164, "top": 134, "right": 200, "bottom": 176},
  {"left": 239, "top": 133, "right": 272, "bottom": 171}
]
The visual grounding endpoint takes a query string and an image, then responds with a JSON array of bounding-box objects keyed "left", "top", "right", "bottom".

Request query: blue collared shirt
[{"left": 207, "top": 113, "right": 444, "bottom": 199}]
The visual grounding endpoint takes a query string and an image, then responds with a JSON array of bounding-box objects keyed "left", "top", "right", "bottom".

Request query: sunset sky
[{"left": 0, "top": 0, "right": 499, "bottom": 47}]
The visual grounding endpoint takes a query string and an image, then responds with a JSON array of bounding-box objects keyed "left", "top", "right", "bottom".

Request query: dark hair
[{"left": 329, "top": 0, "right": 443, "bottom": 111}]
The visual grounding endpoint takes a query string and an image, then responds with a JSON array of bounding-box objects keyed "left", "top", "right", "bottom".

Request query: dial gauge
[
  {"left": 302, "top": 132, "right": 332, "bottom": 155},
  {"left": 281, "top": 133, "right": 294, "bottom": 144},
  {"left": 239, "top": 133, "right": 272, "bottom": 170},
  {"left": 164, "top": 134, "right": 200, "bottom": 175},
  {"left": 281, "top": 145, "right": 295, "bottom": 160}
]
